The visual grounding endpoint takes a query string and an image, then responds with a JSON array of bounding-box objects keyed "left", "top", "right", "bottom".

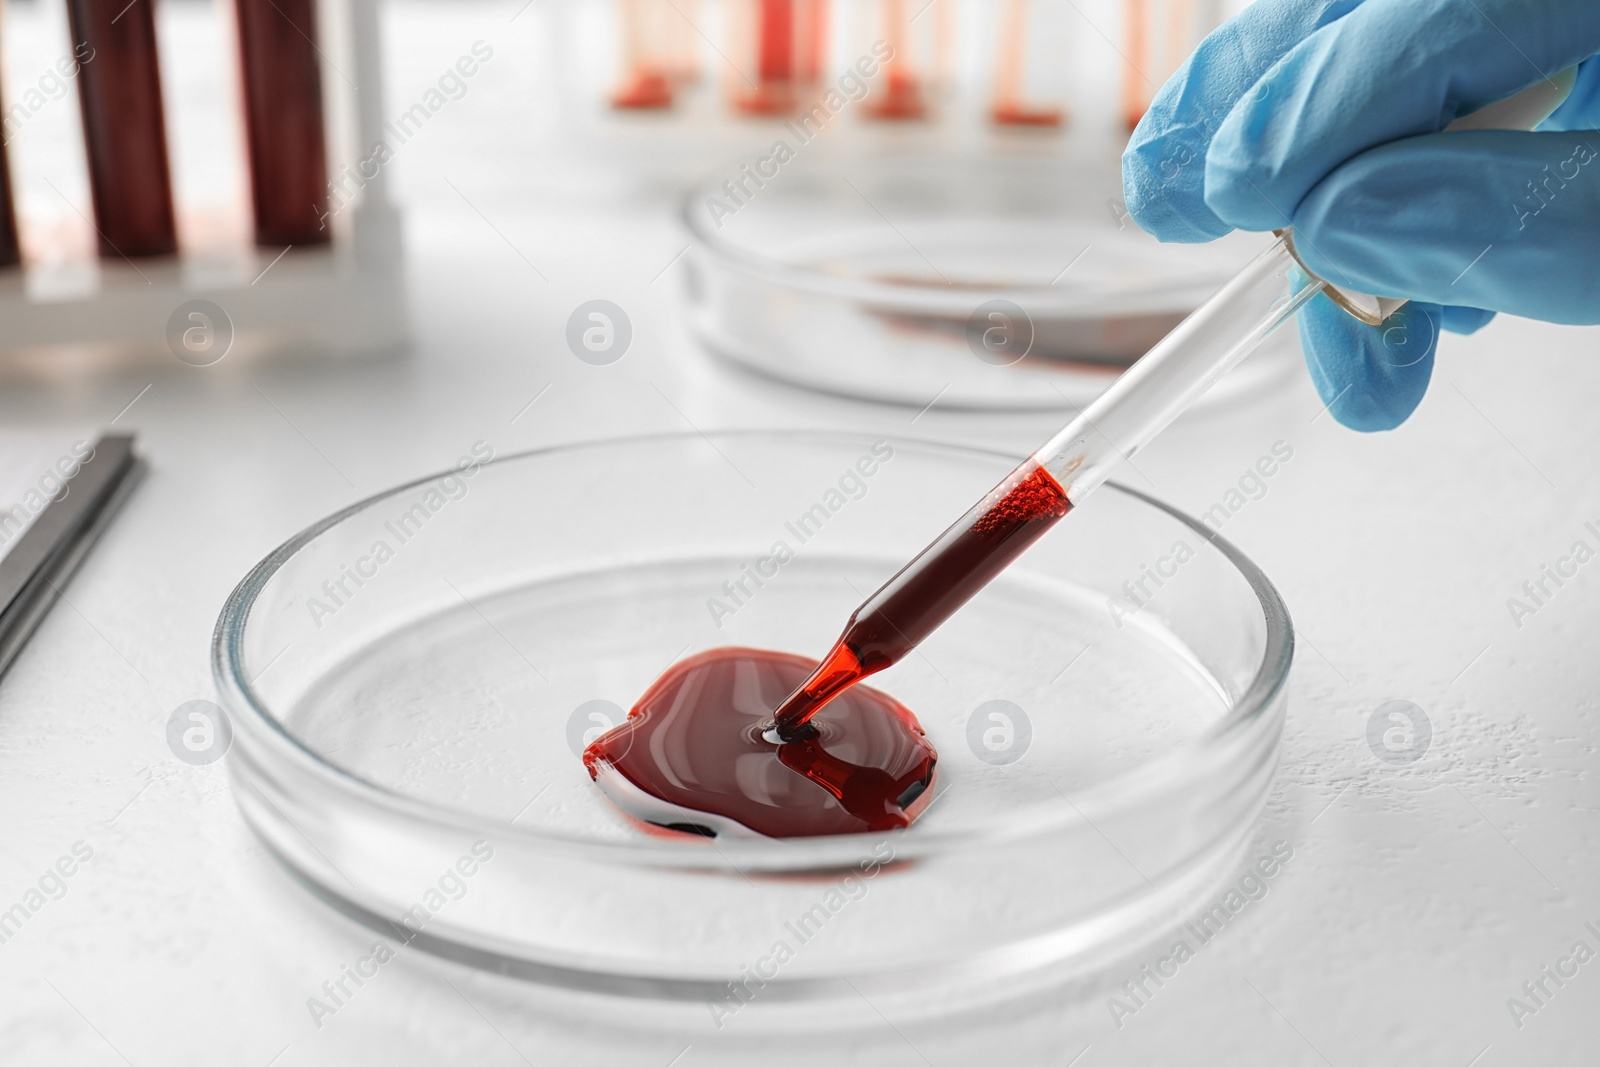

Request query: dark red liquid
[
  {"left": 584, "top": 459, "right": 1066, "bottom": 839},
  {"left": 0, "top": 133, "right": 20, "bottom": 268},
  {"left": 66, "top": 0, "right": 177, "bottom": 258},
  {"left": 235, "top": 0, "right": 331, "bottom": 247},
  {"left": 771, "top": 460, "right": 1070, "bottom": 736},
  {"left": 584, "top": 647, "right": 936, "bottom": 838}
]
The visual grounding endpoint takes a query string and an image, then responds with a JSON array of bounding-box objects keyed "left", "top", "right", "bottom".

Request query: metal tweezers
[{"left": 0, "top": 434, "right": 143, "bottom": 679}]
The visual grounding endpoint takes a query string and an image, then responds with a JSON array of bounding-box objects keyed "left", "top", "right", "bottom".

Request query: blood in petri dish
[
  {"left": 771, "top": 460, "right": 1070, "bottom": 736},
  {"left": 584, "top": 459, "right": 1065, "bottom": 838},
  {"left": 584, "top": 647, "right": 936, "bottom": 838}
]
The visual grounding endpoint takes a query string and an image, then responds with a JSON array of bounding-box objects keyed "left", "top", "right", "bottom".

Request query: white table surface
[{"left": 3, "top": 2, "right": 1598, "bottom": 1064}]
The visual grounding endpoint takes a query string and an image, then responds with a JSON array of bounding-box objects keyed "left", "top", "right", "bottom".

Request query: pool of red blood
[{"left": 583, "top": 647, "right": 937, "bottom": 838}]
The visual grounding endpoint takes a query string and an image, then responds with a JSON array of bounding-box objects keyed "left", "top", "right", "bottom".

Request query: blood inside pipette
[
  {"left": 770, "top": 461, "right": 1070, "bottom": 736},
  {"left": 582, "top": 460, "right": 1069, "bottom": 839}
]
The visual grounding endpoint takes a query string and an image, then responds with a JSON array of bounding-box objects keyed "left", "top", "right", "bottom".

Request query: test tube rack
[{"left": 0, "top": 0, "right": 404, "bottom": 379}]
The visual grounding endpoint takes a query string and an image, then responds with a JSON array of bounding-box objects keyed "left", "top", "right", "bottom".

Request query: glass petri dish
[
  {"left": 213, "top": 432, "right": 1290, "bottom": 1003},
  {"left": 680, "top": 154, "right": 1296, "bottom": 410}
]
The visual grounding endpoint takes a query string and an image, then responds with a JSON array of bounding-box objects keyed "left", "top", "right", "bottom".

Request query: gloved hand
[{"left": 1123, "top": 0, "right": 1600, "bottom": 431}]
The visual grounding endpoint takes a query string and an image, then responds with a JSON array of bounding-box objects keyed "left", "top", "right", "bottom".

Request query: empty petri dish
[
  {"left": 681, "top": 154, "right": 1295, "bottom": 410},
  {"left": 214, "top": 432, "right": 1290, "bottom": 1004}
]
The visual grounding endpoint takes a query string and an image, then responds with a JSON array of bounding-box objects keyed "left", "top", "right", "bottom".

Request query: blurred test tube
[
  {"left": 0, "top": 122, "right": 19, "bottom": 268},
  {"left": 611, "top": 0, "right": 677, "bottom": 109},
  {"left": 235, "top": 0, "right": 330, "bottom": 246},
  {"left": 65, "top": 0, "right": 178, "bottom": 258},
  {"left": 990, "top": 0, "right": 1065, "bottom": 128},
  {"left": 1122, "top": 0, "right": 1215, "bottom": 129},
  {"left": 666, "top": 0, "right": 702, "bottom": 85},
  {"left": 863, "top": 0, "right": 925, "bottom": 120},
  {"left": 729, "top": 0, "right": 828, "bottom": 117},
  {"left": 0, "top": 0, "right": 17, "bottom": 267}
]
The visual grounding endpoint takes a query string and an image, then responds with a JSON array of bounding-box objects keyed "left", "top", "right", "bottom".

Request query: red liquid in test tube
[
  {"left": 730, "top": 1, "right": 827, "bottom": 118},
  {"left": 0, "top": 138, "right": 20, "bottom": 268},
  {"left": 612, "top": 0, "right": 675, "bottom": 110},
  {"left": 733, "top": 0, "right": 798, "bottom": 116},
  {"left": 800, "top": 0, "right": 827, "bottom": 84},
  {"left": 65, "top": 0, "right": 178, "bottom": 258},
  {"left": 864, "top": 0, "right": 925, "bottom": 120},
  {"left": 234, "top": 0, "right": 331, "bottom": 247}
]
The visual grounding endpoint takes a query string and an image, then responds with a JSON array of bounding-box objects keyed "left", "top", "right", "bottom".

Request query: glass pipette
[
  {"left": 763, "top": 234, "right": 1314, "bottom": 739},
  {"left": 765, "top": 71, "right": 1579, "bottom": 740}
]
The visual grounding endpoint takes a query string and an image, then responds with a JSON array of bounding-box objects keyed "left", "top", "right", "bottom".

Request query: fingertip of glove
[
  {"left": 1121, "top": 147, "right": 1233, "bottom": 244},
  {"left": 1298, "top": 299, "right": 1437, "bottom": 432},
  {"left": 1202, "top": 98, "right": 1300, "bottom": 232},
  {"left": 1200, "top": 37, "right": 1348, "bottom": 234},
  {"left": 1120, "top": 60, "right": 1238, "bottom": 244}
]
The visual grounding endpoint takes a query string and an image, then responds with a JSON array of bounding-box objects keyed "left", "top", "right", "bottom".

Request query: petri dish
[
  {"left": 680, "top": 154, "right": 1295, "bottom": 410},
  {"left": 213, "top": 432, "right": 1290, "bottom": 1004}
]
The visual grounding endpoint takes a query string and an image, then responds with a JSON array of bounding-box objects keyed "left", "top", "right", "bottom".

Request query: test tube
[
  {"left": 990, "top": 0, "right": 1064, "bottom": 128},
  {"left": 0, "top": 136, "right": 20, "bottom": 268},
  {"left": 611, "top": 0, "right": 675, "bottom": 109},
  {"left": 234, "top": 0, "right": 331, "bottom": 247},
  {"left": 729, "top": 0, "right": 827, "bottom": 117},
  {"left": 732, "top": 0, "right": 797, "bottom": 115},
  {"left": 665, "top": 0, "right": 702, "bottom": 86},
  {"left": 1122, "top": 0, "right": 1214, "bottom": 130},
  {"left": 1121, "top": 0, "right": 1150, "bottom": 130},
  {"left": 863, "top": 0, "right": 924, "bottom": 120},
  {"left": 799, "top": 0, "right": 827, "bottom": 85},
  {"left": 65, "top": 0, "right": 177, "bottom": 258}
]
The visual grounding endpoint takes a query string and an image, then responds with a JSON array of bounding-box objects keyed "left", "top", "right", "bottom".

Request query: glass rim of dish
[
  {"left": 213, "top": 430, "right": 1293, "bottom": 864},
  {"left": 678, "top": 155, "right": 1234, "bottom": 314}
]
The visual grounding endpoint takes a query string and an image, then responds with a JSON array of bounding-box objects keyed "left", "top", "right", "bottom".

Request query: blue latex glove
[{"left": 1123, "top": 0, "right": 1600, "bottom": 431}]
